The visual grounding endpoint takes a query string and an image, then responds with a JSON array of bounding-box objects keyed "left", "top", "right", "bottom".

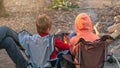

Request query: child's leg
[{"left": 0, "top": 37, "right": 28, "bottom": 68}]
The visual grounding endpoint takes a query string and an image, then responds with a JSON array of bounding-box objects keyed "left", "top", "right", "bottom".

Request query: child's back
[{"left": 18, "top": 30, "right": 54, "bottom": 68}]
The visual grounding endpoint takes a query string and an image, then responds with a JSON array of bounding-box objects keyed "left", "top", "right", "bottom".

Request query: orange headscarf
[{"left": 70, "top": 13, "right": 99, "bottom": 68}]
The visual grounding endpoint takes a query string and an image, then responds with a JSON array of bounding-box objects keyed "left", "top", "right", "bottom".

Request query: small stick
[{"left": 93, "top": 22, "right": 100, "bottom": 35}]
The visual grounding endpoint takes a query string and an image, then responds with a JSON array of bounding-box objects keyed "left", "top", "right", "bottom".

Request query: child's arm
[{"left": 54, "top": 38, "right": 69, "bottom": 50}]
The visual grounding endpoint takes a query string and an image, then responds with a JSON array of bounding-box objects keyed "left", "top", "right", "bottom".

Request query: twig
[{"left": 93, "top": 22, "right": 100, "bottom": 35}]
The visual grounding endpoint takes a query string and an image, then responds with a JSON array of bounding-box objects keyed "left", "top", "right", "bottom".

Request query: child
[
  {"left": 70, "top": 13, "right": 99, "bottom": 68},
  {"left": 36, "top": 14, "right": 70, "bottom": 67},
  {"left": 19, "top": 14, "right": 70, "bottom": 68}
]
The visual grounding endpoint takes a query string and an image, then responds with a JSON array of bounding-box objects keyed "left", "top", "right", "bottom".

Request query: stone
[{"left": 107, "top": 23, "right": 120, "bottom": 33}]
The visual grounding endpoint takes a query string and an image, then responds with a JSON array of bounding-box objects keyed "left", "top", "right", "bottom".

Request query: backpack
[{"left": 18, "top": 30, "right": 54, "bottom": 68}]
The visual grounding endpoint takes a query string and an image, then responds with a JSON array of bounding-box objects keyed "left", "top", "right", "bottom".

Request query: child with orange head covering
[{"left": 70, "top": 13, "right": 99, "bottom": 68}]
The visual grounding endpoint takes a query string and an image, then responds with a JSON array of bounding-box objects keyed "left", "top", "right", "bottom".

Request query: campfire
[
  {"left": 63, "top": 33, "right": 68, "bottom": 44},
  {"left": 55, "top": 32, "right": 70, "bottom": 44}
]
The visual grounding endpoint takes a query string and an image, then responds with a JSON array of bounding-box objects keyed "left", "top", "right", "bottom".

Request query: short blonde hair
[{"left": 36, "top": 14, "right": 52, "bottom": 33}]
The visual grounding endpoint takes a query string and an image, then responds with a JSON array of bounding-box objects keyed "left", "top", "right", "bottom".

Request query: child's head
[{"left": 36, "top": 14, "right": 52, "bottom": 33}]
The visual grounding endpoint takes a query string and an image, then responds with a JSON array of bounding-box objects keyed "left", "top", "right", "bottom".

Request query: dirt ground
[{"left": 0, "top": 0, "right": 120, "bottom": 68}]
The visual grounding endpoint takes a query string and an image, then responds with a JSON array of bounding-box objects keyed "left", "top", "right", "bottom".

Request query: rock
[
  {"left": 107, "top": 23, "right": 120, "bottom": 33},
  {"left": 114, "top": 15, "right": 120, "bottom": 23},
  {"left": 110, "top": 30, "right": 120, "bottom": 39}
]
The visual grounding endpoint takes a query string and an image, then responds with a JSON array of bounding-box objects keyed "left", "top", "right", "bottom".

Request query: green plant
[{"left": 49, "top": 0, "right": 78, "bottom": 10}]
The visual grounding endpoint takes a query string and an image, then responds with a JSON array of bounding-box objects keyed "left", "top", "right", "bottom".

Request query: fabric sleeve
[{"left": 54, "top": 38, "right": 70, "bottom": 50}]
